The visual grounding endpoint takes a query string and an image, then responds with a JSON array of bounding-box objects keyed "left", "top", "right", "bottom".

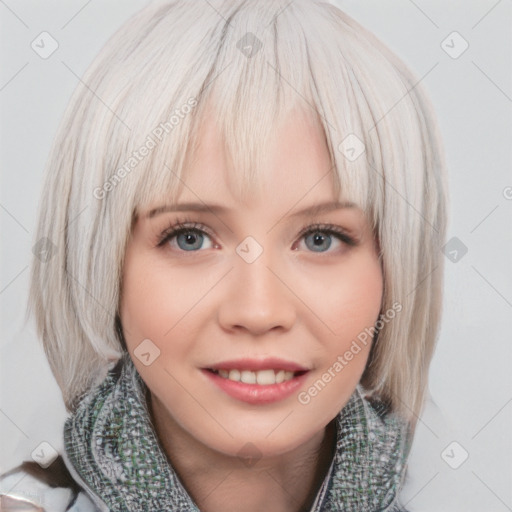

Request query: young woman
[{"left": 0, "top": 0, "right": 448, "bottom": 510}]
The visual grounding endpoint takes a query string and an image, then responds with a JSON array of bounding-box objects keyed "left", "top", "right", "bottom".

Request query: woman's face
[{"left": 120, "top": 108, "right": 383, "bottom": 459}]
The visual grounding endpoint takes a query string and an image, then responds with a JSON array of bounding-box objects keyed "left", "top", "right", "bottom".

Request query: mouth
[
  {"left": 201, "top": 357, "right": 311, "bottom": 404},
  {"left": 205, "top": 368, "right": 309, "bottom": 386},
  {"left": 202, "top": 366, "right": 310, "bottom": 405}
]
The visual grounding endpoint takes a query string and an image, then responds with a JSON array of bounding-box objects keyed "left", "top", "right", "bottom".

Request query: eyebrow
[{"left": 145, "top": 200, "right": 357, "bottom": 219}]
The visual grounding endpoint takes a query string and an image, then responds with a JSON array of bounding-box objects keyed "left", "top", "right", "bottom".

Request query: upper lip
[{"left": 205, "top": 357, "right": 310, "bottom": 373}]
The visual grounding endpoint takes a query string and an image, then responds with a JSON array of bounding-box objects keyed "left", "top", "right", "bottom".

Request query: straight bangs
[
  {"left": 100, "top": 0, "right": 393, "bottom": 228},
  {"left": 110, "top": 0, "right": 432, "bottom": 247}
]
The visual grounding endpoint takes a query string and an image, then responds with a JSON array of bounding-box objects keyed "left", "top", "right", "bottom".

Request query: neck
[{"left": 149, "top": 393, "right": 337, "bottom": 512}]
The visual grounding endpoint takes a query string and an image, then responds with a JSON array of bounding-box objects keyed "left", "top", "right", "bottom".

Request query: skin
[{"left": 119, "top": 107, "right": 383, "bottom": 512}]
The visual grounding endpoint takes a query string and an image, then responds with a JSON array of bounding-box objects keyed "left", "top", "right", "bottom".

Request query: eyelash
[{"left": 155, "top": 216, "right": 358, "bottom": 251}]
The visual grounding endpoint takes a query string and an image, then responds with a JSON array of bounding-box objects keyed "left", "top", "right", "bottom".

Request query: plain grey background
[{"left": 1, "top": 1, "right": 511, "bottom": 510}]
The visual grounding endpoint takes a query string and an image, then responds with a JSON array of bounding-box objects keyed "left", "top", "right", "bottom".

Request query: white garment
[{"left": 0, "top": 470, "right": 96, "bottom": 511}]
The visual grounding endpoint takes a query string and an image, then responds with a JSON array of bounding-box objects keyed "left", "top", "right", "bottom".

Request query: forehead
[{"left": 178, "top": 106, "right": 335, "bottom": 207}]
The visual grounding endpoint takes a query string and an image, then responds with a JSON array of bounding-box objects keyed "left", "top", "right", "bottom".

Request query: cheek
[
  {"left": 318, "top": 252, "right": 383, "bottom": 336},
  {"left": 298, "top": 254, "right": 382, "bottom": 416},
  {"left": 119, "top": 251, "right": 215, "bottom": 397},
  {"left": 120, "top": 253, "right": 189, "bottom": 348},
  {"left": 312, "top": 250, "right": 383, "bottom": 395},
  {"left": 119, "top": 254, "right": 200, "bottom": 395}
]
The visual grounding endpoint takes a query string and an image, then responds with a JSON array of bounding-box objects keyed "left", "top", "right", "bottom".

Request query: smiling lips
[{"left": 203, "top": 357, "right": 310, "bottom": 404}]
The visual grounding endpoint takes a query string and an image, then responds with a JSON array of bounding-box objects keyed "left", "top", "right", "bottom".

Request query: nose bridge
[
  {"left": 217, "top": 238, "right": 296, "bottom": 334},
  {"left": 237, "top": 242, "right": 279, "bottom": 299}
]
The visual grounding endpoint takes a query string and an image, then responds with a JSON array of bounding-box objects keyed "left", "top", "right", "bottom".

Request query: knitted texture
[{"left": 64, "top": 353, "right": 410, "bottom": 511}]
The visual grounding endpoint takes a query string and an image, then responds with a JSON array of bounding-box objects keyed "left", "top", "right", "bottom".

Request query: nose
[{"left": 217, "top": 249, "right": 296, "bottom": 336}]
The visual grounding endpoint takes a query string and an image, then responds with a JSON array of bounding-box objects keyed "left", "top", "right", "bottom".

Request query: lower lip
[{"left": 201, "top": 369, "right": 309, "bottom": 405}]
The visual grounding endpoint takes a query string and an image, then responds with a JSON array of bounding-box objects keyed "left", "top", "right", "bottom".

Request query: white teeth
[
  {"left": 240, "top": 370, "right": 256, "bottom": 384},
  {"left": 256, "top": 369, "right": 275, "bottom": 385},
  {"left": 214, "top": 368, "right": 297, "bottom": 385},
  {"left": 228, "top": 369, "right": 240, "bottom": 381}
]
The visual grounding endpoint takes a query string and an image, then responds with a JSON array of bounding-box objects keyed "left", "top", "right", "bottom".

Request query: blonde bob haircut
[{"left": 27, "top": 0, "right": 448, "bottom": 423}]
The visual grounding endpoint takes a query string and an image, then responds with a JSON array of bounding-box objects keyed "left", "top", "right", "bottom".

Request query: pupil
[
  {"left": 178, "top": 231, "right": 202, "bottom": 250},
  {"left": 308, "top": 232, "right": 331, "bottom": 252}
]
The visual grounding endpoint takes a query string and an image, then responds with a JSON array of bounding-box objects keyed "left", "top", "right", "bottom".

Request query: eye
[
  {"left": 156, "top": 220, "right": 215, "bottom": 252},
  {"left": 294, "top": 223, "right": 358, "bottom": 254},
  {"left": 156, "top": 219, "right": 358, "bottom": 254}
]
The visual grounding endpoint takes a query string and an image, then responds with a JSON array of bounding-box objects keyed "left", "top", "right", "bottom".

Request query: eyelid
[
  {"left": 155, "top": 216, "right": 359, "bottom": 250},
  {"left": 296, "top": 222, "right": 358, "bottom": 247},
  {"left": 155, "top": 217, "right": 213, "bottom": 247}
]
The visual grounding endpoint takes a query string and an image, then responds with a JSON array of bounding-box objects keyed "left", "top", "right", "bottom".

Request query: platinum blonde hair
[{"left": 27, "top": 0, "right": 448, "bottom": 422}]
